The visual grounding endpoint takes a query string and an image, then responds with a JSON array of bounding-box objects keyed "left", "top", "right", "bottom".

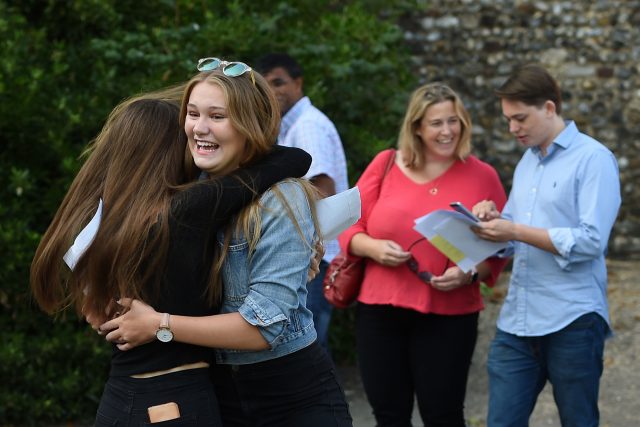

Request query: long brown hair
[{"left": 30, "top": 89, "right": 190, "bottom": 317}]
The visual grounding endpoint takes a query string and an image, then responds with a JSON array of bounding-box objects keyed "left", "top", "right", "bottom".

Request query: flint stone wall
[{"left": 400, "top": 0, "right": 640, "bottom": 256}]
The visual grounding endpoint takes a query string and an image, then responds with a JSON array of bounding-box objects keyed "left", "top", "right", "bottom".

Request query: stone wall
[{"left": 400, "top": 0, "right": 640, "bottom": 256}]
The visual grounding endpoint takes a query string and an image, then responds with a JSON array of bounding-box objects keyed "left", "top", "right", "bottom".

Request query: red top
[{"left": 339, "top": 150, "right": 508, "bottom": 315}]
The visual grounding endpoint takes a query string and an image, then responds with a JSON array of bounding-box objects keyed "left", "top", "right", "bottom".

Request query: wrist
[
  {"left": 155, "top": 312, "right": 174, "bottom": 343},
  {"left": 468, "top": 267, "right": 479, "bottom": 284}
]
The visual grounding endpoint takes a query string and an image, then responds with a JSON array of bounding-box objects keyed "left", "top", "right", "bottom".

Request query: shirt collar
[
  {"left": 279, "top": 96, "right": 311, "bottom": 140},
  {"left": 531, "top": 120, "right": 577, "bottom": 158}
]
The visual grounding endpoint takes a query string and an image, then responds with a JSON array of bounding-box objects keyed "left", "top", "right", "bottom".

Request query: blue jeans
[
  {"left": 306, "top": 260, "right": 332, "bottom": 352},
  {"left": 487, "top": 312, "right": 607, "bottom": 427}
]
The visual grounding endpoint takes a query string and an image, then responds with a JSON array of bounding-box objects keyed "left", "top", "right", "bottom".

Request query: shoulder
[
  {"left": 569, "top": 130, "right": 618, "bottom": 170},
  {"left": 295, "top": 104, "right": 337, "bottom": 132},
  {"left": 360, "top": 149, "right": 395, "bottom": 177},
  {"left": 372, "top": 148, "right": 396, "bottom": 166},
  {"left": 260, "top": 179, "right": 313, "bottom": 211},
  {"left": 462, "top": 155, "right": 501, "bottom": 177}
]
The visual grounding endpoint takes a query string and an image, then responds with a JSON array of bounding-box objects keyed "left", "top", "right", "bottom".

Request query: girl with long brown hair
[
  {"left": 30, "top": 80, "right": 311, "bottom": 425},
  {"left": 98, "top": 60, "right": 353, "bottom": 426}
]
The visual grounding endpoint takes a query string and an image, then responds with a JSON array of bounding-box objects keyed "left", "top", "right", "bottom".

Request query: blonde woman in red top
[{"left": 339, "top": 82, "right": 507, "bottom": 427}]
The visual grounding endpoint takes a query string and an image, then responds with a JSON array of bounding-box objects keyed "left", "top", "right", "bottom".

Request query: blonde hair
[
  {"left": 179, "top": 70, "right": 280, "bottom": 167},
  {"left": 30, "top": 87, "right": 190, "bottom": 317},
  {"left": 397, "top": 82, "right": 472, "bottom": 169},
  {"left": 179, "top": 69, "right": 319, "bottom": 301}
]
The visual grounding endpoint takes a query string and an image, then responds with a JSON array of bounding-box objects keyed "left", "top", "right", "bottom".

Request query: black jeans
[
  {"left": 95, "top": 367, "right": 221, "bottom": 426},
  {"left": 356, "top": 303, "right": 478, "bottom": 427},
  {"left": 211, "top": 341, "right": 352, "bottom": 427}
]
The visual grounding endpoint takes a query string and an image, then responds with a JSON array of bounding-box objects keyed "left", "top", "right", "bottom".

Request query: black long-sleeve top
[{"left": 109, "top": 146, "right": 311, "bottom": 376}]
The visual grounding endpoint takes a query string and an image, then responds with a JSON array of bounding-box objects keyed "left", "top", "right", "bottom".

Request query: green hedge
[{"left": 0, "top": 0, "right": 417, "bottom": 423}]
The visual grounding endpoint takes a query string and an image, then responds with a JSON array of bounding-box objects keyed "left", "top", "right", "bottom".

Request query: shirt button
[{"left": 531, "top": 187, "right": 537, "bottom": 193}]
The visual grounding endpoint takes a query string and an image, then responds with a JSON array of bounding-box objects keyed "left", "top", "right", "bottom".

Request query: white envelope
[
  {"left": 63, "top": 199, "right": 103, "bottom": 270},
  {"left": 315, "top": 187, "right": 361, "bottom": 241}
]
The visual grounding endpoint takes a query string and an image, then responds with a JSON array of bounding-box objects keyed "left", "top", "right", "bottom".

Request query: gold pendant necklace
[{"left": 428, "top": 175, "right": 442, "bottom": 195}]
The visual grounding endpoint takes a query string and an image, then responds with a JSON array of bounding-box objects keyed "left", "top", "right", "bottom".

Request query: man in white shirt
[{"left": 257, "top": 53, "right": 349, "bottom": 352}]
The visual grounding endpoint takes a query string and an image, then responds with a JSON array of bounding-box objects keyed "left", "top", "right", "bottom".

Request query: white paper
[
  {"left": 413, "top": 209, "right": 507, "bottom": 272},
  {"left": 315, "top": 187, "right": 361, "bottom": 241},
  {"left": 63, "top": 199, "right": 103, "bottom": 270}
]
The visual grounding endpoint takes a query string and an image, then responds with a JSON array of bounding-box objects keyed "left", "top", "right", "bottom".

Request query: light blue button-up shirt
[{"left": 497, "top": 121, "right": 621, "bottom": 337}]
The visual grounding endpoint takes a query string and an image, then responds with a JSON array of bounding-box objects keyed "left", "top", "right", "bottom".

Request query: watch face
[{"left": 156, "top": 328, "right": 174, "bottom": 343}]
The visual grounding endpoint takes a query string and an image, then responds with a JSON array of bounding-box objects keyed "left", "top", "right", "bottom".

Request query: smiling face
[
  {"left": 184, "top": 82, "right": 247, "bottom": 175},
  {"left": 415, "top": 100, "right": 461, "bottom": 161},
  {"left": 501, "top": 98, "right": 557, "bottom": 153}
]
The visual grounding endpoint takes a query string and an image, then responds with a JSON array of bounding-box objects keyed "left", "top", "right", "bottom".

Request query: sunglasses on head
[
  {"left": 197, "top": 57, "right": 256, "bottom": 85},
  {"left": 406, "top": 237, "right": 450, "bottom": 284}
]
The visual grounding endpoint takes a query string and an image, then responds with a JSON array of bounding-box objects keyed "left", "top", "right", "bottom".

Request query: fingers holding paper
[{"left": 472, "top": 218, "right": 516, "bottom": 243}]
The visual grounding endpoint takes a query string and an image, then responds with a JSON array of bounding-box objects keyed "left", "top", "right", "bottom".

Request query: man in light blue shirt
[
  {"left": 256, "top": 53, "right": 349, "bottom": 353},
  {"left": 473, "top": 64, "right": 621, "bottom": 427}
]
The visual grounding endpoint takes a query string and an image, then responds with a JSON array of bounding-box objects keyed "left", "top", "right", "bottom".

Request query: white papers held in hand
[
  {"left": 315, "top": 187, "right": 361, "bottom": 241},
  {"left": 413, "top": 209, "right": 507, "bottom": 273},
  {"left": 63, "top": 198, "right": 103, "bottom": 270}
]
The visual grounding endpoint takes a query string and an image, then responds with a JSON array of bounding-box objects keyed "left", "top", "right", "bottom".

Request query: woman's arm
[
  {"left": 100, "top": 299, "right": 268, "bottom": 351},
  {"left": 338, "top": 150, "right": 398, "bottom": 259},
  {"left": 102, "top": 181, "right": 315, "bottom": 351},
  {"left": 348, "top": 232, "right": 410, "bottom": 267},
  {"left": 180, "top": 146, "right": 311, "bottom": 231}
]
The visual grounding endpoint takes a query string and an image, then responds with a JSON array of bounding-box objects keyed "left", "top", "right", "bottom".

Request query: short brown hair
[
  {"left": 495, "top": 64, "right": 562, "bottom": 114},
  {"left": 398, "top": 82, "right": 472, "bottom": 169}
]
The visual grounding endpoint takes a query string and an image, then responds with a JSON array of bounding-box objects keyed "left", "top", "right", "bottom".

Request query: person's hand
[
  {"left": 308, "top": 240, "right": 325, "bottom": 282},
  {"left": 472, "top": 200, "right": 501, "bottom": 221},
  {"left": 368, "top": 239, "right": 411, "bottom": 267},
  {"left": 472, "top": 218, "right": 516, "bottom": 243},
  {"left": 83, "top": 298, "right": 120, "bottom": 333},
  {"left": 99, "top": 298, "right": 161, "bottom": 351},
  {"left": 430, "top": 266, "right": 472, "bottom": 291}
]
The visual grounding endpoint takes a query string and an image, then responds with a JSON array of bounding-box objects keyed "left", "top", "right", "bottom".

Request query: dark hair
[
  {"left": 255, "top": 53, "right": 303, "bottom": 79},
  {"left": 495, "top": 64, "right": 562, "bottom": 114}
]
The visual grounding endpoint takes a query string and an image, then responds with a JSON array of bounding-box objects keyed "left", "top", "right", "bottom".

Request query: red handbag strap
[
  {"left": 377, "top": 148, "right": 396, "bottom": 197},
  {"left": 382, "top": 148, "right": 395, "bottom": 177}
]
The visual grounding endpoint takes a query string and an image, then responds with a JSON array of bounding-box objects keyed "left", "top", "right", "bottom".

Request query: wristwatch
[
  {"left": 156, "top": 313, "right": 174, "bottom": 343},
  {"left": 469, "top": 267, "right": 479, "bottom": 284}
]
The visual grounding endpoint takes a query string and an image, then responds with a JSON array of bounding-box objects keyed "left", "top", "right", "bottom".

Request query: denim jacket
[{"left": 214, "top": 180, "right": 318, "bottom": 365}]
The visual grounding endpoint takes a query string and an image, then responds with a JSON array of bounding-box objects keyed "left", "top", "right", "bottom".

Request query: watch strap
[
  {"left": 469, "top": 267, "right": 479, "bottom": 284},
  {"left": 160, "top": 312, "right": 170, "bottom": 329}
]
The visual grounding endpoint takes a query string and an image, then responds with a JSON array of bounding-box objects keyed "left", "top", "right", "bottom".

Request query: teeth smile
[{"left": 196, "top": 140, "right": 220, "bottom": 151}]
